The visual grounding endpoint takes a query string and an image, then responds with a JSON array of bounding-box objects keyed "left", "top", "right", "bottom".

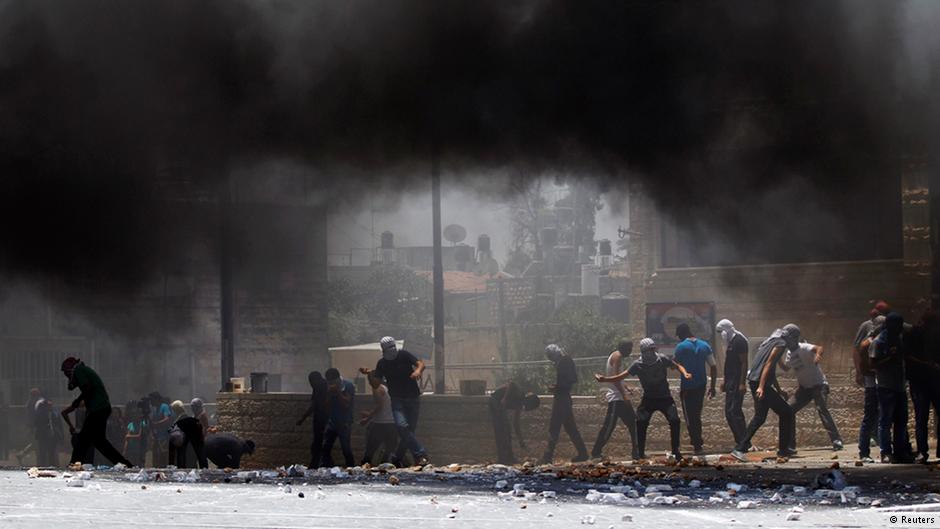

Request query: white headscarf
[{"left": 716, "top": 318, "right": 746, "bottom": 346}]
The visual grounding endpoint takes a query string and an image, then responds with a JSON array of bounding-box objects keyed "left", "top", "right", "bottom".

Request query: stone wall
[{"left": 216, "top": 378, "right": 937, "bottom": 468}]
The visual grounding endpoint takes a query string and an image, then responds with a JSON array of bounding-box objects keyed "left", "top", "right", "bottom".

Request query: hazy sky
[{"left": 327, "top": 180, "right": 629, "bottom": 269}]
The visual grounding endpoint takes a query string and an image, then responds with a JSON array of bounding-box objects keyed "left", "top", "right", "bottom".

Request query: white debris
[
  {"left": 925, "top": 493, "right": 940, "bottom": 503},
  {"left": 129, "top": 470, "right": 151, "bottom": 482},
  {"left": 726, "top": 482, "right": 747, "bottom": 493},
  {"left": 236, "top": 471, "right": 259, "bottom": 480},
  {"left": 790, "top": 506, "right": 804, "bottom": 513},
  {"left": 512, "top": 484, "right": 527, "bottom": 497},
  {"left": 586, "top": 489, "right": 630, "bottom": 504},
  {"left": 81, "top": 464, "right": 94, "bottom": 471},
  {"left": 184, "top": 469, "right": 199, "bottom": 483},
  {"left": 494, "top": 480, "right": 509, "bottom": 490},
  {"left": 736, "top": 500, "right": 758, "bottom": 509},
  {"left": 609, "top": 485, "right": 633, "bottom": 493},
  {"left": 792, "top": 486, "right": 808, "bottom": 495},
  {"left": 708, "top": 496, "right": 724, "bottom": 504},
  {"left": 644, "top": 492, "right": 663, "bottom": 500},
  {"left": 621, "top": 514, "right": 634, "bottom": 522},
  {"left": 843, "top": 486, "right": 861, "bottom": 494},
  {"left": 871, "top": 499, "right": 883, "bottom": 507},
  {"left": 524, "top": 492, "right": 539, "bottom": 501},
  {"left": 112, "top": 463, "right": 126, "bottom": 472},
  {"left": 497, "top": 491, "right": 515, "bottom": 499},
  {"left": 261, "top": 470, "right": 279, "bottom": 480},
  {"left": 171, "top": 471, "right": 188, "bottom": 482},
  {"left": 770, "top": 493, "right": 783, "bottom": 503},
  {"left": 66, "top": 478, "right": 86, "bottom": 488},
  {"left": 646, "top": 484, "right": 673, "bottom": 493},
  {"left": 581, "top": 515, "right": 596, "bottom": 525},
  {"left": 856, "top": 497, "right": 872, "bottom": 506},
  {"left": 715, "top": 491, "right": 732, "bottom": 499},
  {"left": 26, "top": 467, "right": 40, "bottom": 478},
  {"left": 540, "top": 491, "right": 557, "bottom": 499},
  {"left": 284, "top": 485, "right": 292, "bottom": 494},
  {"left": 653, "top": 495, "right": 679, "bottom": 505},
  {"left": 688, "top": 480, "right": 702, "bottom": 488},
  {"left": 329, "top": 467, "right": 349, "bottom": 479},
  {"left": 785, "top": 512, "right": 801, "bottom": 521}
]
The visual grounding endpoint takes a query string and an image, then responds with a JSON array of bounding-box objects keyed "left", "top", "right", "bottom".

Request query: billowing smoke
[{"left": 1, "top": 0, "right": 936, "bottom": 287}]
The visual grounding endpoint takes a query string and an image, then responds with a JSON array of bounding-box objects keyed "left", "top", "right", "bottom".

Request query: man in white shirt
[
  {"left": 782, "top": 339, "right": 843, "bottom": 452},
  {"left": 590, "top": 340, "right": 638, "bottom": 460}
]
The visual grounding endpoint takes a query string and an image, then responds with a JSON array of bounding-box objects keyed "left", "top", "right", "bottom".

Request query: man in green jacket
[{"left": 60, "top": 357, "right": 135, "bottom": 467}]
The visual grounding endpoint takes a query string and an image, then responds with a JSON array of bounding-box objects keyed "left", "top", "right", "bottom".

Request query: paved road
[{"left": 2, "top": 470, "right": 936, "bottom": 529}]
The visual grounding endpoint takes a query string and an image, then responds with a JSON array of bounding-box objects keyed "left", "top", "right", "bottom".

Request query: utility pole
[
  {"left": 432, "top": 154, "right": 446, "bottom": 394},
  {"left": 219, "top": 176, "right": 235, "bottom": 391}
]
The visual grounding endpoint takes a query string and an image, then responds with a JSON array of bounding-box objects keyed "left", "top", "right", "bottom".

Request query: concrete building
[{"left": 626, "top": 166, "right": 930, "bottom": 372}]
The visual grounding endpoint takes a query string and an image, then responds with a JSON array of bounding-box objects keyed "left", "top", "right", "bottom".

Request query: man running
[
  {"left": 596, "top": 338, "right": 690, "bottom": 460},
  {"left": 59, "top": 357, "right": 134, "bottom": 467},
  {"left": 730, "top": 325, "right": 799, "bottom": 462}
]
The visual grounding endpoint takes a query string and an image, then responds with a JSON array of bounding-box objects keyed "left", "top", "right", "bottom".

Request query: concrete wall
[{"left": 216, "top": 378, "right": 937, "bottom": 468}]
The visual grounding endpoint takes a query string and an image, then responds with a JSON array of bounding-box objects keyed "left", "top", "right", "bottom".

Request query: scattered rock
[
  {"left": 581, "top": 515, "right": 596, "bottom": 525},
  {"left": 726, "top": 483, "right": 747, "bottom": 493},
  {"left": 494, "top": 480, "right": 509, "bottom": 490},
  {"left": 621, "top": 514, "right": 634, "bottom": 522},
  {"left": 388, "top": 475, "right": 400, "bottom": 486},
  {"left": 298, "top": 492, "right": 305, "bottom": 498},
  {"left": 854, "top": 460, "right": 864, "bottom": 467},
  {"left": 785, "top": 512, "right": 801, "bottom": 521},
  {"left": 812, "top": 470, "right": 847, "bottom": 491},
  {"left": 737, "top": 500, "right": 758, "bottom": 509},
  {"left": 688, "top": 479, "right": 701, "bottom": 488}
]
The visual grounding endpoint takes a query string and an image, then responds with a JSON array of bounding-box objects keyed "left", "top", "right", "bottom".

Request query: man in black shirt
[
  {"left": 488, "top": 381, "right": 539, "bottom": 464},
  {"left": 730, "top": 324, "right": 798, "bottom": 461},
  {"left": 540, "top": 344, "right": 589, "bottom": 464},
  {"left": 205, "top": 433, "right": 255, "bottom": 469},
  {"left": 596, "top": 338, "right": 690, "bottom": 460},
  {"left": 716, "top": 319, "right": 750, "bottom": 450},
  {"left": 360, "top": 336, "right": 429, "bottom": 466},
  {"left": 296, "top": 371, "right": 329, "bottom": 468}
]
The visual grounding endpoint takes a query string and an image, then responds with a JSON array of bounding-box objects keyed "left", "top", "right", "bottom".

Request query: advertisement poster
[{"left": 645, "top": 302, "right": 716, "bottom": 347}]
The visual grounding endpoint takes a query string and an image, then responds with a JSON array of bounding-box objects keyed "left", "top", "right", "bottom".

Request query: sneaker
[
  {"left": 730, "top": 449, "right": 748, "bottom": 462},
  {"left": 860, "top": 456, "right": 875, "bottom": 463},
  {"left": 880, "top": 454, "right": 895, "bottom": 464},
  {"left": 777, "top": 449, "right": 798, "bottom": 458},
  {"left": 914, "top": 453, "right": 929, "bottom": 465},
  {"left": 571, "top": 453, "right": 589, "bottom": 463},
  {"left": 747, "top": 444, "right": 761, "bottom": 452},
  {"left": 415, "top": 455, "right": 430, "bottom": 466},
  {"left": 832, "top": 440, "right": 844, "bottom": 451}
]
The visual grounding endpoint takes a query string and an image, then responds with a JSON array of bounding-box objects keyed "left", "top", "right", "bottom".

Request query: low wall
[{"left": 217, "top": 378, "right": 936, "bottom": 468}]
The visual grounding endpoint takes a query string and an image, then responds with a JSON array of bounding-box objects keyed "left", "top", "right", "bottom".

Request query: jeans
[
  {"left": 489, "top": 400, "right": 517, "bottom": 465},
  {"left": 635, "top": 397, "right": 681, "bottom": 457},
  {"left": 309, "top": 416, "right": 327, "bottom": 468},
  {"left": 910, "top": 380, "right": 940, "bottom": 458},
  {"left": 70, "top": 408, "right": 134, "bottom": 467},
  {"left": 591, "top": 400, "right": 638, "bottom": 459},
  {"left": 788, "top": 384, "right": 842, "bottom": 451},
  {"left": 735, "top": 381, "right": 794, "bottom": 455},
  {"left": 858, "top": 386, "right": 879, "bottom": 458},
  {"left": 322, "top": 422, "right": 355, "bottom": 467},
  {"left": 391, "top": 397, "right": 426, "bottom": 463},
  {"left": 724, "top": 387, "right": 749, "bottom": 449},
  {"left": 542, "top": 393, "right": 587, "bottom": 461},
  {"left": 680, "top": 386, "right": 707, "bottom": 450},
  {"left": 876, "top": 387, "right": 910, "bottom": 457},
  {"left": 361, "top": 422, "right": 399, "bottom": 466}
]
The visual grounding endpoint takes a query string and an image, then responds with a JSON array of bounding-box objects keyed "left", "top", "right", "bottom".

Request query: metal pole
[
  {"left": 432, "top": 154, "right": 445, "bottom": 394},
  {"left": 219, "top": 178, "right": 235, "bottom": 391}
]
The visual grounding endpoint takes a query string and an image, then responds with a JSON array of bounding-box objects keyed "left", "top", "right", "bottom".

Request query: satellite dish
[{"left": 443, "top": 224, "right": 467, "bottom": 244}]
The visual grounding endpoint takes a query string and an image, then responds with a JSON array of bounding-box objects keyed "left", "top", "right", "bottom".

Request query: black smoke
[{"left": 0, "top": 0, "right": 935, "bottom": 286}]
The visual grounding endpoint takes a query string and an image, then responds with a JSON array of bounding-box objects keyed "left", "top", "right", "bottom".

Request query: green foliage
[
  {"left": 328, "top": 265, "right": 432, "bottom": 347},
  {"left": 547, "top": 297, "right": 628, "bottom": 358}
]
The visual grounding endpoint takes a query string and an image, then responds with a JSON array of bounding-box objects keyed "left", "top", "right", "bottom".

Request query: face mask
[
  {"left": 721, "top": 329, "right": 732, "bottom": 342},
  {"left": 641, "top": 350, "right": 657, "bottom": 363},
  {"left": 382, "top": 347, "right": 398, "bottom": 361}
]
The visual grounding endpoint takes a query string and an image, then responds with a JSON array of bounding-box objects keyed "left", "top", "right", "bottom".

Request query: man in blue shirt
[
  {"left": 321, "top": 368, "right": 356, "bottom": 467},
  {"left": 672, "top": 323, "right": 717, "bottom": 455}
]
